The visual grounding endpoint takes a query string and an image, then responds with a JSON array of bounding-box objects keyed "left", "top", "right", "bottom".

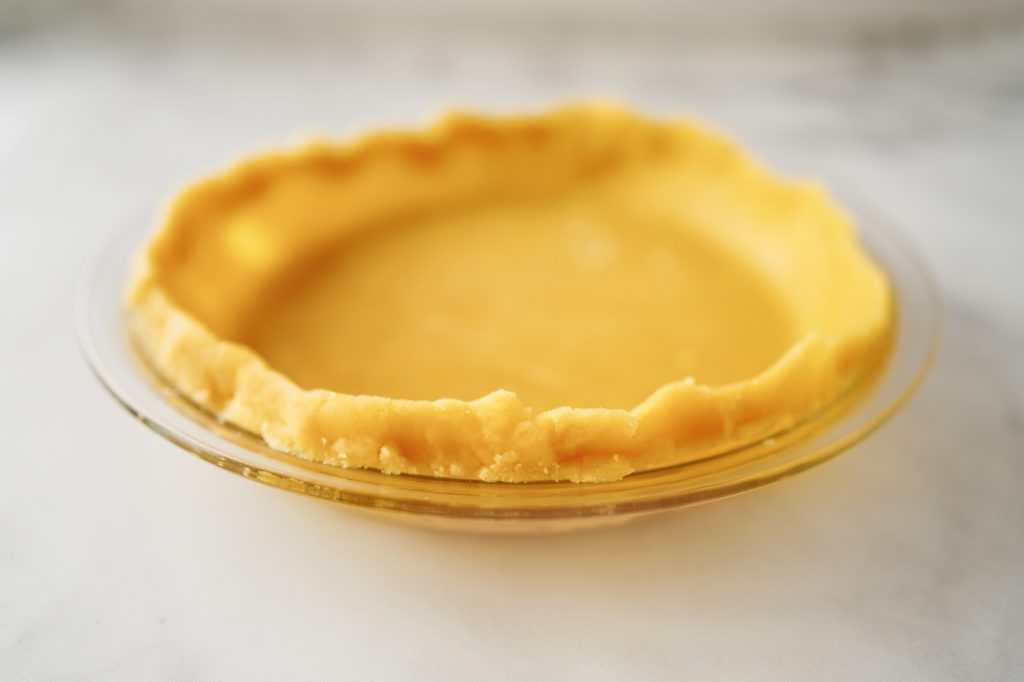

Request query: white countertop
[{"left": 2, "top": 10, "right": 1023, "bottom": 680}]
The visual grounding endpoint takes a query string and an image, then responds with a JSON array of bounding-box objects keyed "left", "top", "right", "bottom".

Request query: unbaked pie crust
[{"left": 127, "top": 104, "right": 892, "bottom": 482}]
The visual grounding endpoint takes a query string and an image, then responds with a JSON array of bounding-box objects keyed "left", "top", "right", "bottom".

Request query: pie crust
[{"left": 127, "top": 105, "right": 892, "bottom": 483}]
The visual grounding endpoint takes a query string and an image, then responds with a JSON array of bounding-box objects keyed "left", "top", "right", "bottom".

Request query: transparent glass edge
[{"left": 76, "top": 212, "right": 942, "bottom": 522}]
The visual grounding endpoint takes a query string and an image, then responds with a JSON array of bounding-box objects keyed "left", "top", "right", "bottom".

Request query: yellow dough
[{"left": 127, "top": 104, "right": 892, "bottom": 482}]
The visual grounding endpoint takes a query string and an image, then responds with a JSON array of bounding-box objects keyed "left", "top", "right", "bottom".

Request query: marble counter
[{"left": 1, "top": 10, "right": 1022, "bottom": 680}]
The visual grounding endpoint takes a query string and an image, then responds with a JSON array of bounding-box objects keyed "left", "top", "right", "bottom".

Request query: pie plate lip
[{"left": 77, "top": 200, "right": 940, "bottom": 533}]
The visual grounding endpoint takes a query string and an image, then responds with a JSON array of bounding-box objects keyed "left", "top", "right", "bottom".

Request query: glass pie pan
[{"left": 78, "top": 207, "right": 940, "bottom": 534}]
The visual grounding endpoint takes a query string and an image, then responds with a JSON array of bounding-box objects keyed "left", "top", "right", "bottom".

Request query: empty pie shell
[{"left": 126, "top": 104, "right": 892, "bottom": 483}]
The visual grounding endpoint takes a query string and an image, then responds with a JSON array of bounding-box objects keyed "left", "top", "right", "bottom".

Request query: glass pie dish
[{"left": 78, "top": 201, "right": 939, "bottom": 534}]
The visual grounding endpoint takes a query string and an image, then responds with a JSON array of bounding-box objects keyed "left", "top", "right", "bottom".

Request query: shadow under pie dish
[{"left": 121, "top": 104, "right": 897, "bottom": 486}]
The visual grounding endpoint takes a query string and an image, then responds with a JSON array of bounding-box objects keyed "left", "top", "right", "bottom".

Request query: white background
[{"left": 2, "top": 2, "right": 1023, "bottom": 679}]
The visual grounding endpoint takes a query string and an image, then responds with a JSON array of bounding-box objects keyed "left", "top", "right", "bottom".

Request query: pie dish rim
[{"left": 77, "top": 193, "right": 940, "bottom": 530}]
